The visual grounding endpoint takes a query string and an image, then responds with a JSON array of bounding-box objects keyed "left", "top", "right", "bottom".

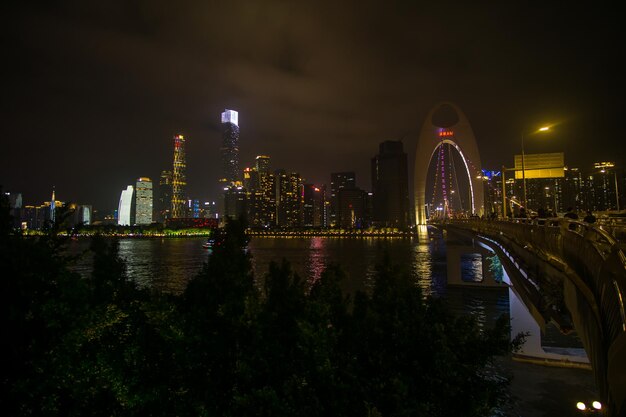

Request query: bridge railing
[
  {"left": 438, "top": 218, "right": 626, "bottom": 343},
  {"left": 436, "top": 217, "right": 626, "bottom": 415}
]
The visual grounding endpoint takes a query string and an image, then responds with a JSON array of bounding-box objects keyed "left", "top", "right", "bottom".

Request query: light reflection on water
[
  {"left": 65, "top": 231, "right": 594, "bottom": 412},
  {"left": 69, "top": 232, "right": 506, "bottom": 323}
]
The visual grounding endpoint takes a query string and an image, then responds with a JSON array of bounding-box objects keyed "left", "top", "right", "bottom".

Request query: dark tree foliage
[{"left": 1, "top": 201, "right": 519, "bottom": 417}]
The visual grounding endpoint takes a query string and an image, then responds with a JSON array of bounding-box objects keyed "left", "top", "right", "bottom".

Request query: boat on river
[{"left": 202, "top": 236, "right": 223, "bottom": 249}]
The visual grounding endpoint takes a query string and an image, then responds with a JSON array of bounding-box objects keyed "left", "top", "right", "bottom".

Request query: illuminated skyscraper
[
  {"left": 256, "top": 155, "right": 270, "bottom": 174},
  {"left": 171, "top": 134, "right": 187, "bottom": 218},
  {"left": 118, "top": 185, "right": 134, "bottom": 226},
  {"left": 276, "top": 170, "right": 302, "bottom": 227},
  {"left": 156, "top": 170, "right": 172, "bottom": 222},
  {"left": 244, "top": 158, "right": 277, "bottom": 228},
  {"left": 220, "top": 109, "right": 240, "bottom": 184},
  {"left": 135, "top": 177, "right": 153, "bottom": 225}
]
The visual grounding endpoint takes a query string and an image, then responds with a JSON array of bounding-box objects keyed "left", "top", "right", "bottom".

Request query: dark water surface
[
  {"left": 67, "top": 230, "right": 597, "bottom": 416},
  {"left": 69, "top": 231, "right": 502, "bottom": 325}
]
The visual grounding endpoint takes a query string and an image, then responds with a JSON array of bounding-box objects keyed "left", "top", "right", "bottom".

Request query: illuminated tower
[
  {"left": 135, "top": 177, "right": 153, "bottom": 225},
  {"left": 220, "top": 109, "right": 240, "bottom": 184},
  {"left": 50, "top": 186, "right": 56, "bottom": 223},
  {"left": 118, "top": 185, "right": 134, "bottom": 226},
  {"left": 171, "top": 134, "right": 187, "bottom": 218}
]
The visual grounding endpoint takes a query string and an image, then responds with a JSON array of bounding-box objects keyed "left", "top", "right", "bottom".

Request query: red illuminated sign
[{"left": 438, "top": 130, "right": 454, "bottom": 137}]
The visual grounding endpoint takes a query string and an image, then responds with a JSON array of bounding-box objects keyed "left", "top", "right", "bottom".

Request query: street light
[
  {"left": 521, "top": 126, "right": 551, "bottom": 209},
  {"left": 576, "top": 400, "right": 603, "bottom": 414}
]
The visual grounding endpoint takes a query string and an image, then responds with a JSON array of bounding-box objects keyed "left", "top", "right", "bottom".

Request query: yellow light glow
[
  {"left": 592, "top": 401, "right": 602, "bottom": 410},
  {"left": 576, "top": 402, "right": 586, "bottom": 411},
  {"left": 539, "top": 126, "right": 550, "bottom": 132}
]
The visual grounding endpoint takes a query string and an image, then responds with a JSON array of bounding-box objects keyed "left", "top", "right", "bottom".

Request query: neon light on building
[{"left": 221, "top": 109, "right": 238, "bottom": 126}]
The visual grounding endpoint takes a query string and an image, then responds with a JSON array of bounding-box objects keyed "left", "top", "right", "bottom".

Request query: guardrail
[
  {"left": 434, "top": 217, "right": 626, "bottom": 415},
  {"left": 438, "top": 218, "right": 626, "bottom": 342}
]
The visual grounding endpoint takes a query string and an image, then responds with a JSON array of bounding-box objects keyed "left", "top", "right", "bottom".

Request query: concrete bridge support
[{"left": 445, "top": 241, "right": 506, "bottom": 287}]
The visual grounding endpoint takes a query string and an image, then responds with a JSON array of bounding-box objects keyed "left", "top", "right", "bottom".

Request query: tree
[{"left": 2, "top": 198, "right": 520, "bottom": 417}]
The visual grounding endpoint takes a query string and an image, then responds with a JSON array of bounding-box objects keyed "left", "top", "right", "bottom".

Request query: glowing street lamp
[
  {"left": 521, "top": 126, "right": 551, "bottom": 209},
  {"left": 576, "top": 400, "right": 603, "bottom": 414}
]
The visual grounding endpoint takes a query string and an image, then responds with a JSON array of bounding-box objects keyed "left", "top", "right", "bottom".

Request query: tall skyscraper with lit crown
[
  {"left": 171, "top": 134, "right": 187, "bottom": 218},
  {"left": 220, "top": 109, "right": 240, "bottom": 184}
]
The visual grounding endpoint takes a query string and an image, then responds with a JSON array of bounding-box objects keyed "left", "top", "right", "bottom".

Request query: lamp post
[{"left": 521, "top": 126, "right": 550, "bottom": 209}]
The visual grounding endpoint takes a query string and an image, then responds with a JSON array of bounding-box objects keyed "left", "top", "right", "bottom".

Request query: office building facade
[
  {"left": 118, "top": 185, "right": 134, "bottom": 226},
  {"left": 156, "top": 170, "right": 172, "bottom": 222},
  {"left": 330, "top": 172, "right": 356, "bottom": 227},
  {"left": 135, "top": 177, "right": 153, "bottom": 225},
  {"left": 220, "top": 109, "right": 240, "bottom": 184},
  {"left": 371, "top": 140, "right": 410, "bottom": 228}
]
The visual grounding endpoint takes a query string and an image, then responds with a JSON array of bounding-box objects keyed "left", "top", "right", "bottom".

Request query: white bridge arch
[{"left": 414, "top": 102, "right": 484, "bottom": 224}]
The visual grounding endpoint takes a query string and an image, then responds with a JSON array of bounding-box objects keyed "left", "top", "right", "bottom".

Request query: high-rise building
[
  {"left": 156, "top": 170, "right": 172, "bottom": 222},
  {"left": 171, "top": 134, "right": 187, "bottom": 218},
  {"left": 254, "top": 156, "right": 276, "bottom": 227},
  {"left": 190, "top": 199, "right": 200, "bottom": 218},
  {"left": 256, "top": 155, "right": 270, "bottom": 174},
  {"left": 243, "top": 156, "right": 278, "bottom": 228},
  {"left": 587, "top": 162, "right": 620, "bottom": 211},
  {"left": 66, "top": 203, "right": 92, "bottom": 228},
  {"left": 77, "top": 205, "right": 92, "bottom": 226},
  {"left": 118, "top": 185, "right": 134, "bottom": 226},
  {"left": 223, "top": 184, "right": 247, "bottom": 221},
  {"left": 135, "top": 177, "right": 153, "bottom": 225},
  {"left": 371, "top": 140, "right": 410, "bottom": 228},
  {"left": 220, "top": 109, "right": 240, "bottom": 184},
  {"left": 276, "top": 170, "right": 303, "bottom": 228},
  {"left": 302, "top": 184, "right": 326, "bottom": 227},
  {"left": 330, "top": 172, "right": 356, "bottom": 227},
  {"left": 562, "top": 167, "right": 584, "bottom": 213},
  {"left": 337, "top": 187, "right": 368, "bottom": 229},
  {"left": 5, "top": 191, "right": 22, "bottom": 229}
]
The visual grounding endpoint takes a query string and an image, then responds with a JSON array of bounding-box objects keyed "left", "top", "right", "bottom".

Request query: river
[{"left": 66, "top": 227, "right": 598, "bottom": 416}]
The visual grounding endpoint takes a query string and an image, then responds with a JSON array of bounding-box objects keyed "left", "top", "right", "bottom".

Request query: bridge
[{"left": 432, "top": 217, "right": 626, "bottom": 417}]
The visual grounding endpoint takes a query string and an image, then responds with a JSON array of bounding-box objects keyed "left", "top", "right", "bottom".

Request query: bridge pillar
[{"left": 446, "top": 241, "right": 506, "bottom": 287}]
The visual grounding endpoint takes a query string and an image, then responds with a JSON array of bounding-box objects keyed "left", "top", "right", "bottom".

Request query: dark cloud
[{"left": 2, "top": 1, "right": 623, "bottom": 210}]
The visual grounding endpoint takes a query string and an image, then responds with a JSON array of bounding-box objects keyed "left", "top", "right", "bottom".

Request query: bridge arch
[{"left": 414, "top": 102, "right": 484, "bottom": 224}]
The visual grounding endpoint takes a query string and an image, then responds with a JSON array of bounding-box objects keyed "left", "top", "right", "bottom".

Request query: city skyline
[{"left": 3, "top": 2, "right": 624, "bottom": 210}]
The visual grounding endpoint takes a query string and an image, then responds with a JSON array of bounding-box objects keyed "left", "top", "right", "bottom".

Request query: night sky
[{"left": 3, "top": 1, "right": 624, "bottom": 212}]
